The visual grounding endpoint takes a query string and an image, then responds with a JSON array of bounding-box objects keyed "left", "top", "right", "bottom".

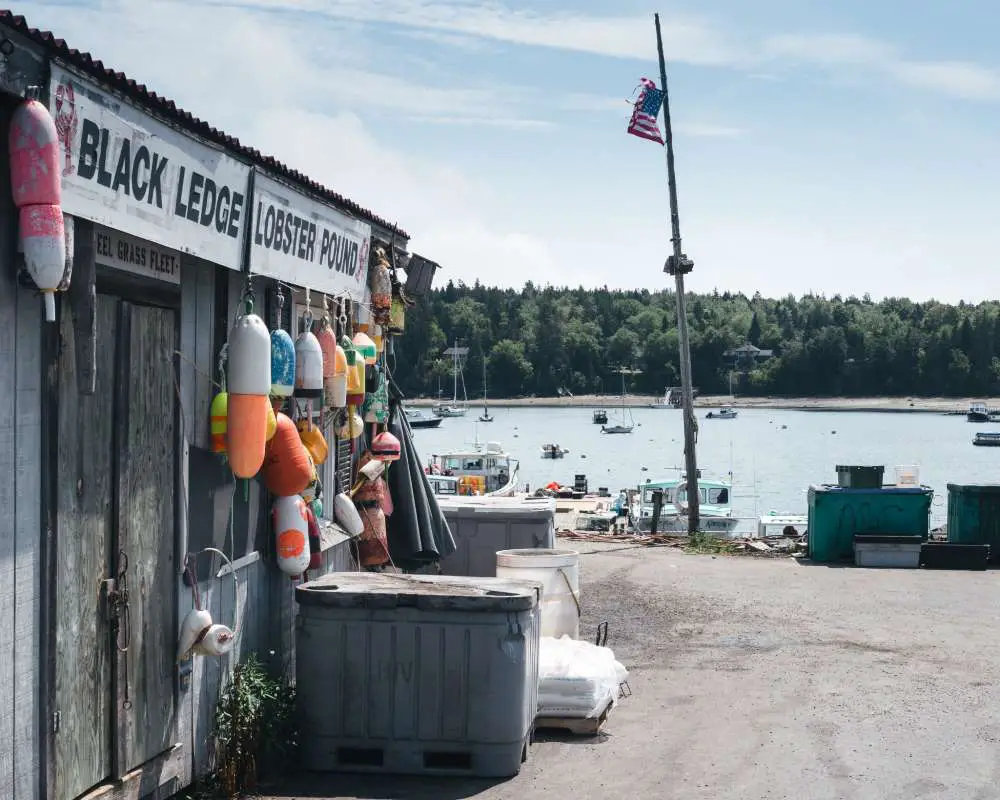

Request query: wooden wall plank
[
  {"left": 53, "top": 295, "right": 118, "bottom": 800},
  {"left": 0, "top": 170, "right": 17, "bottom": 800},
  {"left": 117, "top": 304, "right": 177, "bottom": 773},
  {"left": 14, "top": 285, "right": 41, "bottom": 800},
  {"left": 192, "top": 264, "right": 214, "bottom": 451}
]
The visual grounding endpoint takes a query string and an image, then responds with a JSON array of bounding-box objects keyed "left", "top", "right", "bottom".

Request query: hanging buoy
[
  {"left": 371, "top": 431, "right": 401, "bottom": 462},
  {"left": 297, "top": 419, "right": 329, "bottom": 465},
  {"left": 389, "top": 294, "right": 406, "bottom": 335},
  {"left": 329, "top": 344, "right": 348, "bottom": 410},
  {"left": 20, "top": 204, "right": 65, "bottom": 322},
  {"left": 356, "top": 505, "right": 389, "bottom": 567},
  {"left": 177, "top": 606, "right": 213, "bottom": 662},
  {"left": 310, "top": 497, "right": 323, "bottom": 519},
  {"left": 295, "top": 324, "right": 323, "bottom": 399},
  {"left": 270, "top": 328, "right": 296, "bottom": 398},
  {"left": 193, "top": 624, "right": 235, "bottom": 657},
  {"left": 317, "top": 320, "right": 338, "bottom": 379},
  {"left": 333, "top": 491, "right": 364, "bottom": 536},
  {"left": 227, "top": 311, "right": 272, "bottom": 478},
  {"left": 9, "top": 98, "right": 61, "bottom": 207},
  {"left": 352, "top": 331, "right": 377, "bottom": 365},
  {"left": 263, "top": 412, "right": 313, "bottom": 496},
  {"left": 10, "top": 98, "right": 65, "bottom": 323},
  {"left": 272, "top": 494, "right": 310, "bottom": 577},
  {"left": 266, "top": 400, "right": 278, "bottom": 441},
  {"left": 369, "top": 246, "right": 392, "bottom": 325},
  {"left": 343, "top": 337, "right": 365, "bottom": 406},
  {"left": 210, "top": 392, "right": 228, "bottom": 454},
  {"left": 335, "top": 408, "right": 364, "bottom": 440}
]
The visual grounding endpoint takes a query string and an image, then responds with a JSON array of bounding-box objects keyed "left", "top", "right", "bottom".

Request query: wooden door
[
  {"left": 53, "top": 295, "right": 119, "bottom": 799},
  {"left": 53, "top": 298, "right": 178, "bottom": 798},
  {"left": 114, "top": 301, "right": 177, "bottom": 774}
]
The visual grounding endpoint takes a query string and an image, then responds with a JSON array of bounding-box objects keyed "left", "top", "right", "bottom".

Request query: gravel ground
[{"left": 260, "top": 543, "right": 1000, "bottom": 800}]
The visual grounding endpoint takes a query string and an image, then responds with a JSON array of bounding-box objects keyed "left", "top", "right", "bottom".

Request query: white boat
[
  {"left": 706, "top": 407, "right": 737, "bottom": 420},
  {"left": 602, "top": 371, "right": 634, "bottom": 435},
  {"left": 647, "top": 389, "right": 673, "bottom": 409},
  {"left": 404, "top": 408, "right": 443, "bottom": 429},
  {"left": 755, "top": 514, "right": 807, "bottom": 538},
  {"left": 540, "top": 444, "right": 569, "bottom": 459},
  {"left": 426, "top": 440, "right": 519, "bottom": 497},
  {"left": 630, "top": 475, "right": 739, "bottom": 535},
  {"left": 433, "top": 341, "right": 469, "bottom": 417}
]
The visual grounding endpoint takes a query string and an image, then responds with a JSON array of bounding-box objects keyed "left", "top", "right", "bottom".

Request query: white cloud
[
  {"left": 890, "top": 60, "right": 1000, "bottom": 101},
  {"left": 205, "top": 0, "right": 745, "bottom": 66}
]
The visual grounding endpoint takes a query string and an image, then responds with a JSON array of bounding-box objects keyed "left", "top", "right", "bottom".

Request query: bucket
[{"left": 496, "top": 548, "right": 579, "bottom": 639}]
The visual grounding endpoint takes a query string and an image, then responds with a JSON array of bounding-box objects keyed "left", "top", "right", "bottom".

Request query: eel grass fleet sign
[{"left": 50, "top": 64, "right": 372, "bottom": 298}]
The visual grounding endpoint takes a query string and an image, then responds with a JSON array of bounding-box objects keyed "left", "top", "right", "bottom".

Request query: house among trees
[{"left": 724, "top": 343, "right": 775, "bottom": 372}]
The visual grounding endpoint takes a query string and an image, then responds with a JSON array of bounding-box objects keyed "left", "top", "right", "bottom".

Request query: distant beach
[{"left": 406, "top": 394, "right": 975, "bottom": 414}]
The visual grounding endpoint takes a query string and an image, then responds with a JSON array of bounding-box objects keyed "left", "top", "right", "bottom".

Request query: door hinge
[{"left": 52, "top": 710, "right": 60, "bottom": 734}]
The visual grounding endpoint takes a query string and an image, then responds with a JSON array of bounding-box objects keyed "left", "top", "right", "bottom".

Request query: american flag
[{"left": 627, "top": 77, "right": 665, "bottom": 144}]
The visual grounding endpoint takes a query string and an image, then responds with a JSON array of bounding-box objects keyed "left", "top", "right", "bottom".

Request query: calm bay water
[{"left": 408, "top": 406, "right": 998, "bottom": 532}]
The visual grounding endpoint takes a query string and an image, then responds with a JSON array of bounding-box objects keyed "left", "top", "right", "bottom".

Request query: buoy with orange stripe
[
  {"left": 272, "top": 495, "right": 310, "bottom": 577},
  {"left": 226, "top": 299, "right": 271, "bottom": 478}
]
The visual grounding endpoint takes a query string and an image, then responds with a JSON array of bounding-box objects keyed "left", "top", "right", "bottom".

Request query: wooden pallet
[{"left": 535, "top": 699, "right": 613, "bottom": 736}]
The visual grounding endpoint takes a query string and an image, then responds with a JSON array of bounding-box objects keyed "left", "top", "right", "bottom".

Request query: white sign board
[
  {"left": 250, "top": 174, "right": 371, "bottom": 300},
  {"left": 94, "top": 225, "right": 181, "bottom": 284},
  {"left": 50, "top": 64, "right": 250, "bottom": 270}
]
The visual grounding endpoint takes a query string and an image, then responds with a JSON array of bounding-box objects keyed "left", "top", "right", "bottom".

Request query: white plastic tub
[
  {"left": 854, "top": 535, "right": 922, "bottom": 568},
  {"left": 496, "top": 548, "right": 579, "bottom": 639}
]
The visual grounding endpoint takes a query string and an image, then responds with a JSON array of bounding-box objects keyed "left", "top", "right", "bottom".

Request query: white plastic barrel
[{"left": 496, "top": 548, "right": 579, "bottom": 639}]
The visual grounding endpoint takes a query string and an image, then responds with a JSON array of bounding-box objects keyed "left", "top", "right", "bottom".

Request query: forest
[{"left": 390, "top": 281, "right": 1000, "bottom": 399}]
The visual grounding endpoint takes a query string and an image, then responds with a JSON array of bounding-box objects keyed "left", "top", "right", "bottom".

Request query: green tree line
[{"left": 391, "top": 281, "right": 1000, "bottom": 399}]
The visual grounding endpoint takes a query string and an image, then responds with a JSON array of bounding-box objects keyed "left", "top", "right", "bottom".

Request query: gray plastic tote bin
[
  {"left": 295, "top": 572, "right": 542, "bottom": 778},
  {"left": 436, "top": 496, "right": 556, "bottom": 577}
]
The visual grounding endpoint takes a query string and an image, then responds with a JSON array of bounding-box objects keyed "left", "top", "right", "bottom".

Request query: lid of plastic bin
[
  {"left": 946, "top": 483, "right": 1000, "bottom": 494},
  {"left": 295, "top": 572, "right": 543, "bottom": 611},
  {"left": 436, "top": 495, "right": 556, "bottom": 517}
]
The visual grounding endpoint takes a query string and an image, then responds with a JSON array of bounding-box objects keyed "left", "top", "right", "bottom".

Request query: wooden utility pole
[{"left": 654, "top": 12, "right": 700, "bottom": 533}]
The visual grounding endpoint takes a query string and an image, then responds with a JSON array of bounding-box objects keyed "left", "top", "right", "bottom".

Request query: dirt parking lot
[{"left": 263, "top": 543, "right": 1000, "bottom": 800}]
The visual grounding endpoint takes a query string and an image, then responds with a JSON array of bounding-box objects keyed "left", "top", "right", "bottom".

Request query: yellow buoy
[
  {"left": 266, "top": 401, "right": 278, "bottom": 441},
  {"left": 210, "top": 392, "right": 228, "bottom": 454}
]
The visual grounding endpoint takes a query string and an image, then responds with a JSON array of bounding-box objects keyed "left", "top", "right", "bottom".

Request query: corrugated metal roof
[{"left": 0, "top": 10, "right": 409, "bottom": 239}]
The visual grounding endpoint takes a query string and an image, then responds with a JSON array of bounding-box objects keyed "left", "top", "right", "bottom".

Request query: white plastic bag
[{"left": 537, "top": 635, "right": 628, "bottom": 718}]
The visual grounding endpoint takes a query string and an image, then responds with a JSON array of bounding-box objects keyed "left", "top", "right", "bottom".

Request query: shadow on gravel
[
  {"left": 257, "top": 772, "right": 506, "bottom": 800},
  {"left": 579, "top": 567, "right": 729, "bottom": 669}
]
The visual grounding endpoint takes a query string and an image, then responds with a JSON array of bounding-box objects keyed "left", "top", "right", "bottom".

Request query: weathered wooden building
[{"left": 0, "top": 13, "right": 414, "bottom": 799}]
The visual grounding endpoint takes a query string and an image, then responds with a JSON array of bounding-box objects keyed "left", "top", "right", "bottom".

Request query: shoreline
[{"left": 406, "top": 394, "right": 974, "bottom": 414}]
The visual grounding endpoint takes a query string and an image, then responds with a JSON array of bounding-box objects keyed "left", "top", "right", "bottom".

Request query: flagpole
[{"left": 654, "top": 12, "right": 700, "bottom": 534}]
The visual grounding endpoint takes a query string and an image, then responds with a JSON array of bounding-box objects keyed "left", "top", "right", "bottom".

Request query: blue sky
[{"left": 16, "top": 0, "right": 1000, "bottom": 301}]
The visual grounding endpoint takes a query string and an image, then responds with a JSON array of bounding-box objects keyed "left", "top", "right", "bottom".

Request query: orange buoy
[
  {"left": 263, "top": 412, "right": 313, "bottom": 496},
  {"left": 227, "top": 312, "right": 272, "bottom": 477}
]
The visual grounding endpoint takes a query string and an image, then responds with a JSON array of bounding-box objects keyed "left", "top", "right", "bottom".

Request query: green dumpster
[
  {"left": 807, "top": 485, "right": 934, "bottom": 563},
  {"left": 947, "top": 484, "right": 1000, "bottom": 561}
]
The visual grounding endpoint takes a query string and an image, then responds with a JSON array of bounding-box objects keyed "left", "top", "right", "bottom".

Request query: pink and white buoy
[{"left": 9, "top": 97, "right": 65, "bottom": 322}]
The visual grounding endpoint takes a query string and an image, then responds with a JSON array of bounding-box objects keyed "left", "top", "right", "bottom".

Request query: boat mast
[{"left": 655, "top": 12, "right": 700, "bottom": 533}]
